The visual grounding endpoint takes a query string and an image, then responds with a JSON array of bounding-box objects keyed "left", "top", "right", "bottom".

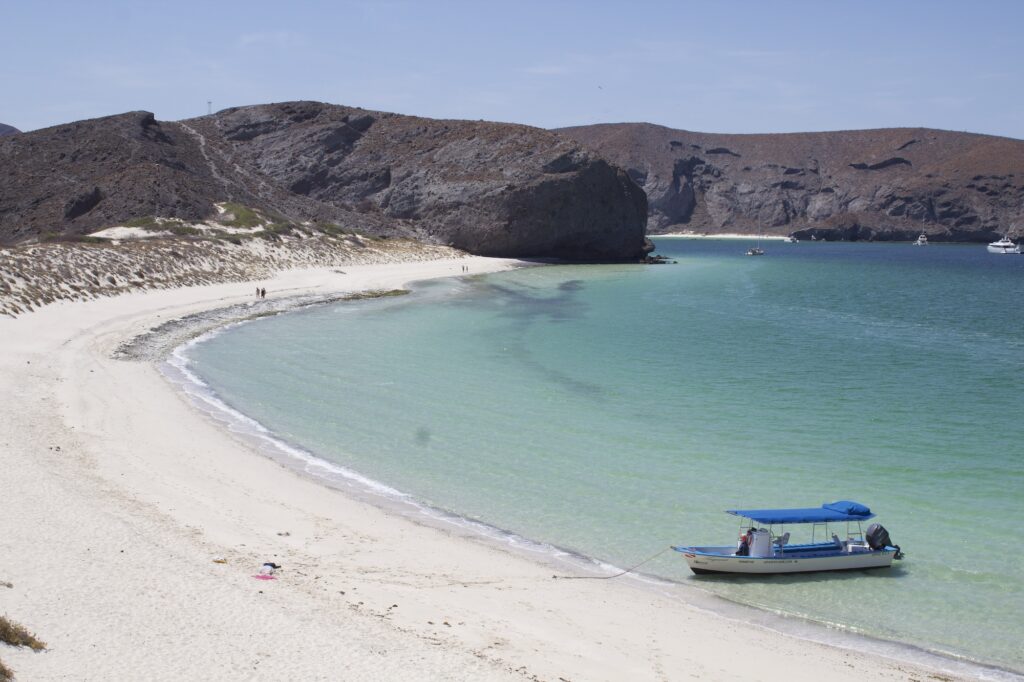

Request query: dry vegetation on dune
[
  {"left": 0, "top": 615, "right": 45, "bottom": 650},
  {"left": 0, "top": 614, "right": 46, "bottom": 682},
  {"left": 0, "top": 230, "right": 462, "bottom": 317}
]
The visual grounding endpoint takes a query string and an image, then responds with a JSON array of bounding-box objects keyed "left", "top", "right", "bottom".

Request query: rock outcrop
[
  {"left": 0, "top": 123, "right": 18, "bottom": 137},
  {"left": 0, "top": 103, "right": 648, "bottom": 260},
  {"left": 559, "top": 123, "right": 1024, "bottom": 241}
]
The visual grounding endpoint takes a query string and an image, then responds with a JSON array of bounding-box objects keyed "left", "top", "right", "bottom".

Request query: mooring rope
[{"left": 552, "top": 545, "right": 673, "bottom": 580}]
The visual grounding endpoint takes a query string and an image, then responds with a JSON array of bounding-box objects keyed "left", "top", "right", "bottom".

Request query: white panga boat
[
  {"left": 987, "top": 236, "right": 1021, "bottom": 254},
  {"left": 673, "top": 500, "right": 903, "bottom": 575},
  {"left": 914, "top": 233, "right": 928, "bottom": 246}
]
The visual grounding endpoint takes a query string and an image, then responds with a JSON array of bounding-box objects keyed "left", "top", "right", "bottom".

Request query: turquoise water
[{"left": 185, "top": 238, "right": 1024, "bottom": 672}]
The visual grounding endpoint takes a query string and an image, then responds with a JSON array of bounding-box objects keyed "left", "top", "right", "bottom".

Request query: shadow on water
[
  {"left": 460, "top": 278, "right": 608, "bottom": 399},
  {"left": 687, "top": 563, "right": 911, "bottom": 585},
  {"left": 479, "top": 280, "right": 590, "bottom": 325}
]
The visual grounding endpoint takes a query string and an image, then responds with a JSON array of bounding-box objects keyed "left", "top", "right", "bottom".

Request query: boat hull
[
  {"left": 987, "top": 245, "right": 1021, "bottom": 254},
  {"left": 676, "top": 545, "right": 897, "bottom": 575}
]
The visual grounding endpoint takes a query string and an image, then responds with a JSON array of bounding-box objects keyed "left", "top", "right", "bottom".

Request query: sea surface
[{"left": 178, "top": 238, "right": 1024, "bottom": 674}]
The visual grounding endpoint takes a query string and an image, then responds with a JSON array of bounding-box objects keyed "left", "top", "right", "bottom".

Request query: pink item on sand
[{"left": 253, "top": 574, "right": 277, "bottom": 580}]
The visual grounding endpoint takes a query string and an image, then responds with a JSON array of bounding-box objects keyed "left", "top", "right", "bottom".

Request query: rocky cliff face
[
  {"left": 559, "top": 123, "right": 1024, "bottom": 241},
  {"left": 0, "top": 123, "right": 18, "bottom": 137},
  {"left": 0, "top": 103, "right": 648, "bottom": 260}
]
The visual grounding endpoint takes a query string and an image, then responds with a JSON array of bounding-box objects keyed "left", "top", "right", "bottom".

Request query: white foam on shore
[{"left": 161, "top": 319, "right": 617, "bottom": 578}]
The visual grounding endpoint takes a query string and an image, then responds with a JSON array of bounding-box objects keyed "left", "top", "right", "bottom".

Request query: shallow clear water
[{"left": 186, "top": 238, "right": 1024, "bottom": 671}]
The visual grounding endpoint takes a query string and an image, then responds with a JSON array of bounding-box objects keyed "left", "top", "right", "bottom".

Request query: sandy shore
[
  {"left": 0, "top": 256, "right": 974, "bottom": 681},
  {"left": 655, "top": 232, "right": 793, "bottom": 240}
]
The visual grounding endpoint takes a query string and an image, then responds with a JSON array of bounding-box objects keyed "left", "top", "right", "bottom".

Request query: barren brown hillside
[
  {"left": 560, "top": 123, "right": 1024, "bottom": 241},
  {"left": 0, "top": 103, "right": 648, "bottom": 260}
]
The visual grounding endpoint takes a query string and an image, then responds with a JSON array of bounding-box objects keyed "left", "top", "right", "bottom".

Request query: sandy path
[{"left": 0, "top": 258, "right": 971, "bottom": 681}]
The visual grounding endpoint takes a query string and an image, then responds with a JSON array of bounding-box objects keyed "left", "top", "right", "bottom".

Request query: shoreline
[
  {"left": 655, "top": 232, "right": 793, "bottom": 240},
  {"left": 159, "top": 267, "right": 1021, "bottom": 682},
  {"left": 0, "top": 256, "right": 999, "bottom": 680}
]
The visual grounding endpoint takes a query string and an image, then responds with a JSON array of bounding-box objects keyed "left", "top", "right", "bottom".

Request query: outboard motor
[{"left": 866, "top": 523, "right": 903, "bottom": 559}]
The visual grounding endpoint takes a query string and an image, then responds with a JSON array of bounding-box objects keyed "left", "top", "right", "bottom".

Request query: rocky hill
[
  {"left": 0, "top": 102, "right": 648, "bottom": 260},
  {"left": 559, "top": 123, "right": 1024, "bottom": 241},
  {"left": 0, "top": 123, "right": 18, "bottom": 137}
]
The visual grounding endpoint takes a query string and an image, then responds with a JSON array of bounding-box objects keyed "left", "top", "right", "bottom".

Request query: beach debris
[
  {"left": 212, "top": 557, "right": 227, "bottom": 564},
  {"left": 276, "top": 531, "right": 290, "bottom": 537},
  {"left": 253, "top": 561, "right": 281, "bottom": 580},
  {"left": 0, "top": 581, "right": 12, "bottom": 589}
]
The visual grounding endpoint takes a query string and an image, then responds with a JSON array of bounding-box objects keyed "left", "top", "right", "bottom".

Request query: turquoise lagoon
[{"left": 181, "top": 238, "right": 1024, "bottom": 673}]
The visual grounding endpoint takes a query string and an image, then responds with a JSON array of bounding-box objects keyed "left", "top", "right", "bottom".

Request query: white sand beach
[
  {"left": 0, "top": 256, "right": 971, "bottom": 681},
  {"left": 656, "top": 232, "right": 793, "bottom": 240}
]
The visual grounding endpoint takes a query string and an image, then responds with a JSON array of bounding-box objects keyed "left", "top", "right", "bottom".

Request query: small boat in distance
[
  {"left": 987, "top": 236, "right": 1021, "bottom": 254},
  {"left": 784, "top": 235, "right": 798, "bottom": 243},
  {"left": 673, "top": 500, "right": 903, "bottom": 575},
  {"left": 914, "top": 233, "right": 928, "bottom": 246},
  {"left": 746, "top": 232, "right": 765, "bottom": 256}
]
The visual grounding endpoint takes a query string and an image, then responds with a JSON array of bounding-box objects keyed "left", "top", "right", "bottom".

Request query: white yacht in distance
[
  {"left": 914, "top": 233, "right": 928, "bottom": 246},
  {"left": 987, "top": 236, "right": 1021, "bottom": 254},
  {"left": 746, "top": 233, "right": 765, "bottom": 256}
]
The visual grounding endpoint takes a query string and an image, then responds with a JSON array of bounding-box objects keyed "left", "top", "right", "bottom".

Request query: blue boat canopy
[{"left": 726, "top": 500, "right": 875, "bottom": 524}]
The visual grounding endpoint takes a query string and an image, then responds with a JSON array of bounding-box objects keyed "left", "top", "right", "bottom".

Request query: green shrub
[
  {"left": 167, "top": 225, "right": 202, "bottom": 237},
  {"left": 316, "top": 223, "right": 354, "bottom": 238},
  {"left": 124, "top": 216, "right": 161, "bottom": 229},
  {"left": 219, "top": 203, "right": 264, "bottom": 228}
]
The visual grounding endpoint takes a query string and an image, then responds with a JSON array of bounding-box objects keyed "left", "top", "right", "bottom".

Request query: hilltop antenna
[{"left": 207, "top": 100, "right": 212, "bottom": 116}]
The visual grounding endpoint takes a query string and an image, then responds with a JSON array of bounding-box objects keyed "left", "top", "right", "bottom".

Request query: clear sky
[{"left": 3, "top": 0, "right": 1023, "bottom": 138}]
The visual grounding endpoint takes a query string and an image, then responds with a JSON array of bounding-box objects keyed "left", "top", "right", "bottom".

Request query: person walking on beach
[
  {"left": 260, "top": 287, "right": 266, "bottom": 299},
  {"left": 256, "top": 286, "right": 261, "bottom": 297}
]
